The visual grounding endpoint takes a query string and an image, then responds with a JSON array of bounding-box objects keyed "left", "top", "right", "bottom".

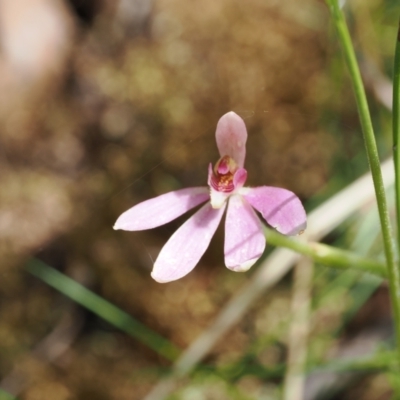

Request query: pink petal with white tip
[
  {"left": 243, "top": 186, "right": 307, "bottom": 235},
  {"left": 215, "top": 112, "right": 247, "bottom": 167},
  {"left": 114, "top": 187, "right": 209, "bottom": 231},
  {"left": 224, "top": 195, "right": 265, "bottom": 272},
  {"left": 151, "top": 202, "right": 226, "bottom": 283}
]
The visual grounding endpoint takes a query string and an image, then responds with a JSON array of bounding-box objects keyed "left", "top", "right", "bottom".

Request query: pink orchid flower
[{"left": 114, "top": 112, "right": 307, "bottom": 283}]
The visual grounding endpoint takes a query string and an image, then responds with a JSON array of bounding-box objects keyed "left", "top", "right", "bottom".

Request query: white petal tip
[
  {"left": 274, "top": 221, "right": 307, "bottom": 236},
  {"left": 227, "top": 257, "right": 258, "bottom": 272},
  {"left": 225, "top": 111, "right": 241, "bottom": 119},
  {"left": 113, "top": 218, "right": 137, "bottom": 231},
  {"left": 290, "top": 222, "right": 308, "bottom": 236},
  {"left": 151, "top": 271, "right": 172, "bottom": 284},
  {"left": 113, "top": 221, "right": 127, "bottom": 230}
]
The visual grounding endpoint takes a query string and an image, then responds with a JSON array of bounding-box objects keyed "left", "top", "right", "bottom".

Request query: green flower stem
[
  {"left": 326, "top": 0, "right": 400, "bottom": 360},
  {"left": 394, "top": 19, "right": 400, "bottom": 245},
  {"left": 265, "top": 228, "right": 387, "bottom": 278},
  {"left": 26, "top": 259, "right": 181, "bottom": 362}
]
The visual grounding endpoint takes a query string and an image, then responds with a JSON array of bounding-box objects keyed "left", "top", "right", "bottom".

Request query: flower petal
[
  {"left": 215, "top": 112, "right": 247, "bottom": 167},
  {"left": 114, "top": 187, "right": 209, "bottom": 231},
  {"left": 151, "top": 202, "right": 226, "bottom": 283},
  {"left": 233, "top": 168, "right": 247, "bottom": 189},
  {"left": 243, "top": 186, "right": 307, "bottom": 235},
  {"left": 224, "top": 195, "right": 265, "bottom": 272}
]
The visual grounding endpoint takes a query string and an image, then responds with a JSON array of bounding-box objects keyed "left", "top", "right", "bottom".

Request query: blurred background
[{"left": 0, "top": 0, "right": 399, "bottom": 399}]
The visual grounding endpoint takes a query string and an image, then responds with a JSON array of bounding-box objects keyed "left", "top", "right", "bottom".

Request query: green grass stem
[
  {"left": 394, "top": 19, "right": 400, "bottom": 247},
  {"left": 326, "top": 0, "right": 400, "bottom": 364},
  {"left": 26, "top": 259, "right": 180, "bottom": 362}
]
